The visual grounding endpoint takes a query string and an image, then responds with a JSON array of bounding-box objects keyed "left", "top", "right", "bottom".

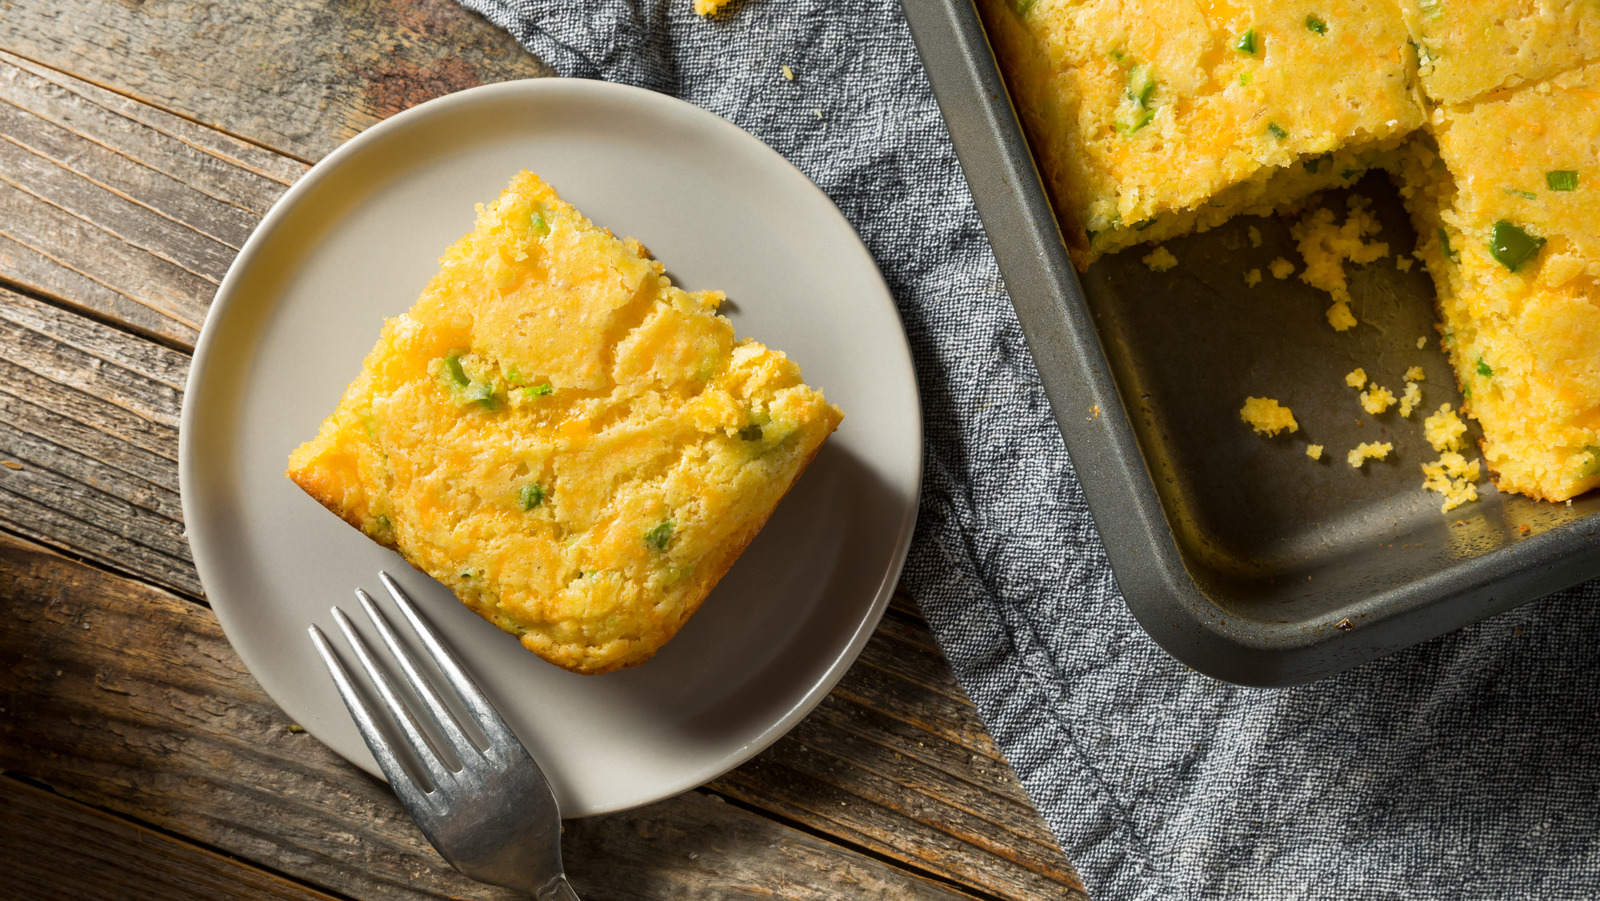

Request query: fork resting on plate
[{"left": 309, "top": 571, "right": 581, "bottom": 900}]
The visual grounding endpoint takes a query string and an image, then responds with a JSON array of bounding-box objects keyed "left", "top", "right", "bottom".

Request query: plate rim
[{"left": 178, "top": 77, "right": 923, "bottom": 813}]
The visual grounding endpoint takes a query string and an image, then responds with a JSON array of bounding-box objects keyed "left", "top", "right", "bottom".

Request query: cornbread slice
[
  {"left": 974, "top": 0, "right": 1425, "bottom": 268},
  {"left": 1398, "top": 66, "right": 1600, "bottom": 500},
  {"left": 1399, "top": 0, "right": 1600, "bottom": 104},
  {"left": 287, "top": 171, "right": 843, "bottom": 674}
]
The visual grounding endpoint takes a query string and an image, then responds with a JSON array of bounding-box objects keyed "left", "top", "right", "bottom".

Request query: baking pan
[{"left": 900, "top": 0, "right": 1600, "bottom": 686}]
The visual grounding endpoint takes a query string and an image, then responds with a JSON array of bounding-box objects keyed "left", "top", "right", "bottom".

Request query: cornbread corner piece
[
  {"left": 1399, "top": 0, "right": 1600, "bottom": 105},
  {"left": 286, "top": 170, "right": 843, "bottom": 675},
  {"left": 1240, "top": 396, "right": 1298, "bottom": 436},
  {"left": 1398, "top": 66, "right": 1600, "bottom": 501},
  {"left": 973, "top": 0, "right": 1424, "bottom": 269}
]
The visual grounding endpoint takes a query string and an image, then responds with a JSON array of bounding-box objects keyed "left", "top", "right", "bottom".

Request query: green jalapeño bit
[
  {"left": 519, "top": 483, "right": 546, "bottom": 511},
  {"left": 643, "top": 520, "right": 674, "bottom": 550},
  {"left": 1305, "top": 15, "right": 1326, "bottom": 33},
  {"left": 444, "top": 354, "right": 471, "bottom": 388},
  {"left": 1489, "top": 220, "right": 1545, "bottom": 272},
  {"left": 1235, "top": 28, "right": 1258, "bottom": 54},
  {"left": 1437, "top": 227, "right": 1459, "bottom": 262},
  {"left": 1546, "top": 170, "right": 1579, "bottom": 191},
  {"left": 1127, "top": 65, "right": 1156, "bottom": 105}
]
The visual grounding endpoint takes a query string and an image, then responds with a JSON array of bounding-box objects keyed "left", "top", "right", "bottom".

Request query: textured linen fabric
[{"left": 452, "top": 1, "right": 1600, "bottom": 897}]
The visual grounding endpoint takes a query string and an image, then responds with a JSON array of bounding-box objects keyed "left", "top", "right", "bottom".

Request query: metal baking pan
[{"left": 900, "top": 0, "right": 1600, "bottom": 686}]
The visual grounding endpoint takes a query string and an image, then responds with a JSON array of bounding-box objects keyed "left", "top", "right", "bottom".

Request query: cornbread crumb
[
  {"left": 1244, "top": 268, "right": 1263, "bottom": 287},
  {"left": 1416, "top": 336, "right": 1429, "bottom": 350},
  {"left": 1422, "top": 452, "right": 1483, "bottom": 512},
  {"left": 1345, "top": 368, "right": 1367, "bottom": 390},
  {"left": 1240, "top": 397, "right": 1298, "bottom": 436},
  {"left": 1307, "top": 444, "right": 1324, "bottom": 460},
  {"left": 1143, "top": 246, "right": 1178, "bottom": 272},
  {"left": 1248, "top": 226, "right": 1263, "bottom": 248},
  {"left": 693, "top": 0, "right": 734, "bottom": 14},
  {"left": 1347, "top": 442, "right": 1394, "bottom": 468},
  {"left": 1269, "top": 257, "right": 1296, "bottom": 279},
  {"left": 1395, "top": 256, "right": 1413, "bottom": 272},
  {"left": 1404, "top": 366, "right": 1426, "bottom": 382},
  {"left": 1360, "top": 385, "right": 1396, "bottom": 415},
  {"left": 1291, "top": 196, "right": 1389, "bottom": 332},
  {"left": 1424, "top": 403, "right": 1469, "bottom": 453},
  {"left": 1399, "top": 381, "right": 1423, "bottom": 418},
  {"left": 781, "top": 64, "right": 795, "bottom": 81}
]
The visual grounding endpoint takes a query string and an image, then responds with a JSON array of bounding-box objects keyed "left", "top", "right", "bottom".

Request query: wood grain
[
  {"left": 0, "top": 15, "right": 1090, "bottom": 900},
  {"left": 0, "top": 776, "right": 346, "bottom": 901},
  {"left": 0, "top": 0, "right": 552, "bottom": 163},
  {"left": 0, "top": 284, "right": 196, "bottom": 597},
  {"left": 0, "top": 534, "right": 988, "bottom": 900},
  {"left": 0, "top": 50, "right": 302, "bottom": 347}
]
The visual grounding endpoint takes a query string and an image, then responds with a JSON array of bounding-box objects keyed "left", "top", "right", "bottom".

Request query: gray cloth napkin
[{"left": 452, "top": 1, "right": 1600, "bottom": 896}]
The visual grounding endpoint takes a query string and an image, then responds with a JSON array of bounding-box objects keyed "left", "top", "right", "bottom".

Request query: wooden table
[{"left": 0, "top": 2, "right": 1087, "bottom": 897}]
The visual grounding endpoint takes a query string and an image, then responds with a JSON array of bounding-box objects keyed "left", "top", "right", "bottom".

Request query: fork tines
[{"left": 308, "top": 572, "right": 521, "bottom": 806}]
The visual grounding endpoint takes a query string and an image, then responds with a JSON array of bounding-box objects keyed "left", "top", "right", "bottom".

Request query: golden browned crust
[{"left": 286, "top": 170, "right": 842, "bottom": 674}]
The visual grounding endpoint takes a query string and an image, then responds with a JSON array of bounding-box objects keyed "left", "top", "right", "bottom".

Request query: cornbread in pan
[
  {"left": 1399, "top": 0, "right": 1600, "bottom": 105},
  {"left": 1398, "top": 66, "right": 1600, "bottom": 501},
  {"left": 980, "top": 0, "right": 1600, "bottom": 505},
  {"left": 975, "top": 0, "right": 1425, "bottom": 268},
  {"left": 287, "top": 170, "right": 843, "bottom": 674}
]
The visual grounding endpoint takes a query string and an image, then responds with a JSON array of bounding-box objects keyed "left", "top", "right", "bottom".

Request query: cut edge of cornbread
[
  {"left": 1079, "top": 141, "right": 1407, "bottom": 269},
  {"left": 1396, "top": 123, "right": 1600, "bottom": 502},
  {"left": 287, "top": 170, "right": 843, "bottom": 674}
]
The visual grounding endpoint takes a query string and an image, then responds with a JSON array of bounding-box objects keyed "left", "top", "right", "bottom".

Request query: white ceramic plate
[{"left": 179, "top": 79, "right": 921, "bottom": 816}]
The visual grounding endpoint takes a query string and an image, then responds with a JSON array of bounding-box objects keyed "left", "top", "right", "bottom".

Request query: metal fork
[{"left": 309, "top": 571, "right": 580, "bottom": 900}]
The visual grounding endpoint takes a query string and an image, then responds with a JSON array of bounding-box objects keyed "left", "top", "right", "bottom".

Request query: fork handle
[{"left": 538, "top": 875, "right": 581, "bottom": 901}]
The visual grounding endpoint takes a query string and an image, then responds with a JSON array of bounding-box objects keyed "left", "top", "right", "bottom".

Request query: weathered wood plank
[
  {"left": 0, "top": 286, "right": 195, "bottom": 596},
  {"left": 0, "top": 174, "right": 209, "bottom": 345},
  {"left": 0, "top": 535, "right": 983, "bottom": 901},
  {"left": 0, "top": 51, "right": 312, "bottom": 346},
  {"left": 0, "top": 776, "right": 347, "bottom": 901},
  {"left": 0, "top": 0, "right": 552, "bottom": 163},
  {"left": 0, "top": 90, "right": 263, "bottom": 249},
  {"left": 0, "top": 108, "right": 238, "bottom": 283},
  {"left": 0, "top": 51, "right": 307, "bottom": 200}
]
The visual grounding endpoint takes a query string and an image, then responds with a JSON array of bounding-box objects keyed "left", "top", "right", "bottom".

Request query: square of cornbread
[
  {"left": 975, "top": 0, "right": 1425, "bottom": 268},
  {"left": 287, "top": 171, "right": 843, "bottom": 674},
  {"left": 1399, "top": 65, "right": 1600, "bottom": 500},
  {"left": 1399, "top": 0, "right": 1600, "bottom": 105}
]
